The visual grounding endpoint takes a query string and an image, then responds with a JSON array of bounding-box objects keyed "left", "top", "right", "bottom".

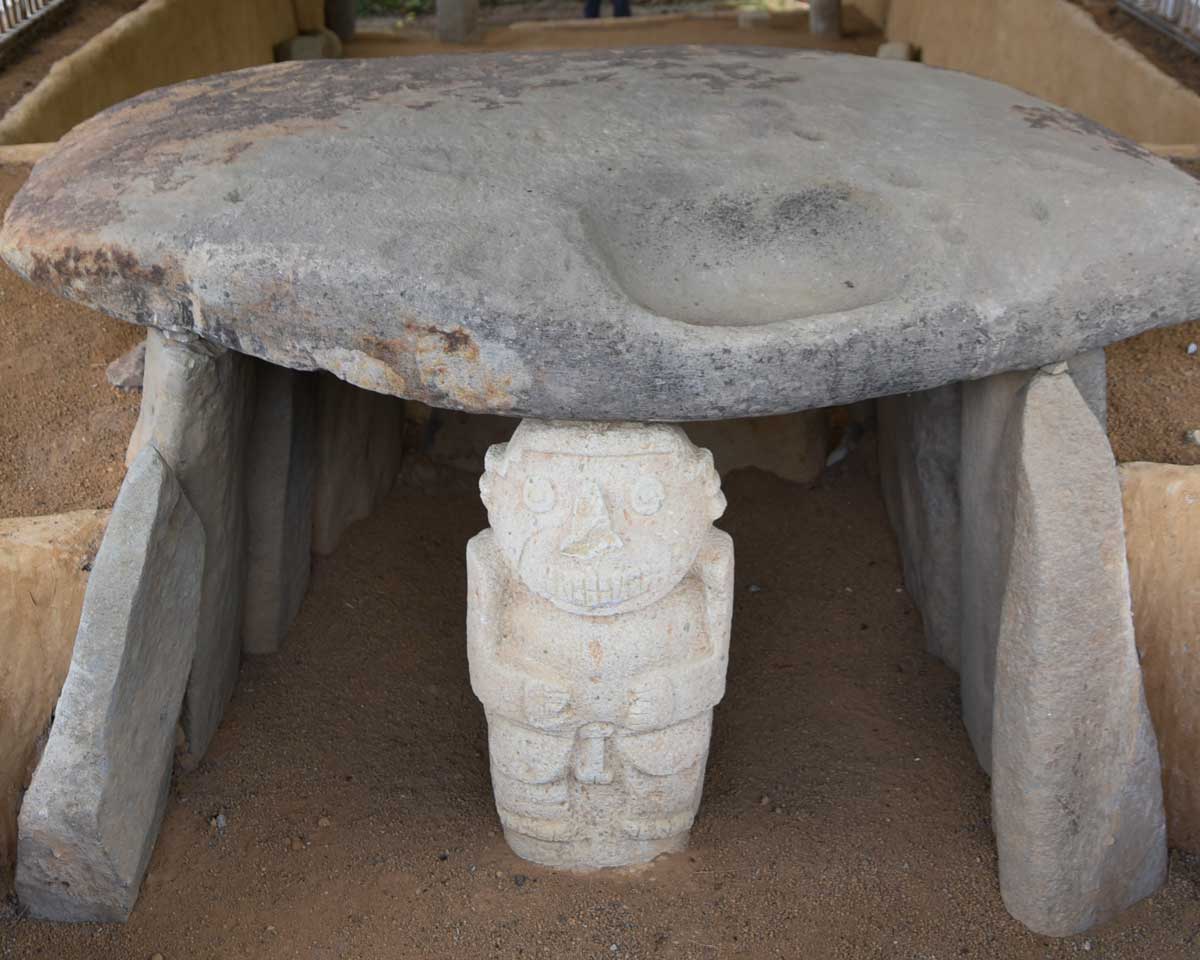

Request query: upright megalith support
[
  {"left": 958, "top": 369, "right": 1033, "bottom": 771},
  {"left": 877, "top": 384, "right": 962, "bottom": 670},
  {"left": 312, "top": 374, "right": 405, "bottom": 557},
  {"left": 991, "top": 369, "right": 1166, "bottom": 936},
  {"left": 131, "top": 329, "right": 255, "bottom": 765},
  {"left": 16, "top": 447, "right": 203, "bottom": 922},
  {"left": 809, "top": 0, "right": 841, "bottom": 36},
  {"left": 242, "top": 366, "right": 318, "bottom": 655},
  {"left": 468, "top": 421, "right": 732, "bottom": 868},
  {"left": 437, "top": 0, "right": 479, "bottom": 43}
]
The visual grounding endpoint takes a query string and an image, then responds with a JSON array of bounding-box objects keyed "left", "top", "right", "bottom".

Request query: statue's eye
[
  {"left": 523, "top": 475, "right": 556, "bottom": 514},
  {"left": 631, "top": 476, "right": 665, "bottom": 516}
]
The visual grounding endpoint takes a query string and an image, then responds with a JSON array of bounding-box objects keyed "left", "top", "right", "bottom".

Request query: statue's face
[{"left": 481, "top": 422, "right": 724, "bottom": 617}]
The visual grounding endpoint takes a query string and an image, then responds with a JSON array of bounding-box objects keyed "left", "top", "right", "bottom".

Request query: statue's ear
[{"left": 480, "top": 442, "right": 510, "bottom": 509}]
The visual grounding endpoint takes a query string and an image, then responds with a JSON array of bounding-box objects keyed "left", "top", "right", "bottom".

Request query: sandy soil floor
[
  {"left": 3, "top": 451, "right": 1200, "bottom": 959},
  {"left": 0, "top": 162, "right": 142, "bottom": 518},
  {"left": 0, "top": 0, "right": 144, "bottom": 120}
]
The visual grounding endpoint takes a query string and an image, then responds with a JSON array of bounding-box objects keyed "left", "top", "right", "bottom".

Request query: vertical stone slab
[
  {"left": 0, "top": 510, "right": 108, "bottom": 893},
  {"left": 1120, "top": 462, "right": 1200, "bottom": 854},
  {"left": 312, "top": 374, "right": 405, "bottom": 556},
  {"left": 437, "top": 0, "right": 478, "bottom": 42},
  {"left": 15, "top": 447, "right": 203, "bottom": 922},
  {"left": 809, "top": 0, "right": 841, "bottom": 35},
  {"left": 137, "top": 329, "right": 254, "bottom": 765},
  {"left": 958, "top": 369, "right": 1033, "bottom": 772},
  {"left": 877, "top": 383, "right": 961, "bottom": 670},
  {"left": 1068, "top": 348, "right": 1107, "bottom": 429},
  {"left": 959, "top": 357, "right": 1112, "bottom": 771},
  {"left": 992, "top": 370, "right": 1166, "bottom": 936},
  {"left": 242, "top": 365, "right": 318, "bottom": 655}
]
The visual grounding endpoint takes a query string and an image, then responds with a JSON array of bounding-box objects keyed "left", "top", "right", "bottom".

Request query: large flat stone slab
[
  {"left": 15, "top": 446, "right": 203, "bottom": 922},
  {"left": 3, "top": 49, "right": 1198, "bottom": 420}
]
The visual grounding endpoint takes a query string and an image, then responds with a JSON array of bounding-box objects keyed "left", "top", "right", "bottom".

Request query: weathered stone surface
[
  {"left": 469, "top": 422, "right": 732, "bottom": 867},
  {"left": 1120, "top": 462, "right": 1200, "bottom": 854},
  {"left": 1068, "top": 348, "right": 1107, "bottom": 428},
  {"left": 312, "top": 374, "right": 405, "bottom": 556},
  {"left": 437, "top": 0, "right": 478, "bottom": 42},
  {"left": 105, "top": 338, "right": 145, "bottom": 391},
  {"left": 132, "top": 329, "right": 254, "bottom": 764},
  {"left": 877, "top": 383, "right": 961, "bottom": 669},
  {"left": 4, "top": 49, "right": 1197, "bottom": 421},
  {"left": 0, "top": 510, "right": 108, "bottom": 893},
  {"left": 683, "top": 413, "right": 828, "bottom": 485},
  {"left": 15, "top": 446, "right": 203, "bottom": 922},
  {"left": 991, "top": 370, "right": 1166, "bottom": 937},
  {"left": 242, "top": 365, "right": 318, "bottom": 654}
]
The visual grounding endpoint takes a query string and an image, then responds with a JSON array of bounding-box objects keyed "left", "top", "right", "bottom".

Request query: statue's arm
[
  {"left": 466, "top": 530, "right": 572, "bottom": 726},
  {"left": 627, "top": 528, "right": 734, "bottom": 730},
  {"left": 466, "top": 531, "right": 526, "bottom": 713}
]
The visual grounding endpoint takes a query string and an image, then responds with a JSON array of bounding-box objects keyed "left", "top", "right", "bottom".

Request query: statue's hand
[
  {"left": 524, "top": 677, "right": 572, "bottom": 726},
  {"left": 626, "top": 673, "right": 675, "bottom": 732}
]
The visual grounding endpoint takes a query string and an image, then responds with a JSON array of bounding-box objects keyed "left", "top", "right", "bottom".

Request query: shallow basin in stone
[{"left": 3, "top": 46, "right": 1199, "bottom": 420}]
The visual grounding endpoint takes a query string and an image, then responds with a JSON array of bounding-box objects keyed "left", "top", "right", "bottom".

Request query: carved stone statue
[{"left": 467, "top": 420, "right": 733, "bottom": 868}]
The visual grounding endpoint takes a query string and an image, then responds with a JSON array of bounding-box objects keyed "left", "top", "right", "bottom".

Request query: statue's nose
[{"left": 560, "top": 480, "right": 623, "bottom": 559}]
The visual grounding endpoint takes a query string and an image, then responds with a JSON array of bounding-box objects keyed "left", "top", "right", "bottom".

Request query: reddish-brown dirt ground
[
  {"left": 5, "top": 454, "right": 1200, "bottom": 960},
  {"left": 0, "top": 162, "right": 142, "bottom": 519}
]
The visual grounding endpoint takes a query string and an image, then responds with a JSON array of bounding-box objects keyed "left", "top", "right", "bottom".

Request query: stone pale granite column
[{"left": 468, "top": 421, "right": 732, "bottom": 868}]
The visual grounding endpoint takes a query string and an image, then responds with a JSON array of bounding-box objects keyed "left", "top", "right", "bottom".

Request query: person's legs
[
  {"left": 584, "top": 0, "right": 601, "bottom": 17},
  {"left": 613, "top": 0, "right": 631, "bottom": 16}
]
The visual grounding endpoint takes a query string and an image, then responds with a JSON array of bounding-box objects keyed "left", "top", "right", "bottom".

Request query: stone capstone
[
  {"left": 15, "top": 446, "right": 203, "bottom": 922},
  {"left": 469, "top": 421, "right": 733, "bottom": 868},
  {"left": 242, "top": 364, "right": 318, "bottom": 654},
  {"left": 4, "top": 48, "right": 1197, "bottom": 421},
  {"left": 1120, "top": 462, "right": 1200, "bottom": 854},
  {"left": 0, "top": 510, "right": 108, "bottom": 893}
]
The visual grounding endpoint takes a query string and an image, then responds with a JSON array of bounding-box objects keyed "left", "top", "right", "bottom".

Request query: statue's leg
[
  {"left": 616, "top": 712, "right": 712, "bottom": 843},
  {"left": 486, "top": 716, "right": 575, "bottom": 849}
]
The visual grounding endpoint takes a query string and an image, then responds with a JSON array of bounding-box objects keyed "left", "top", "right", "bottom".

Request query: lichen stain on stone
[
  {"left": 357, "top": 323, "right": 519, "bottom": 411},
  {"left": 1011, "top": 104, "right": 1153, "bottom": 163}
]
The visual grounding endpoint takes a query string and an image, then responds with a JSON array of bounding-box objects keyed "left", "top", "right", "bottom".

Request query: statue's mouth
[{"left": 535, "top": 562, "right": 666, "bottom": 612}]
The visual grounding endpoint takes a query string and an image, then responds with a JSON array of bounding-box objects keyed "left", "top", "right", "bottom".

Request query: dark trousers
[{"left": 584, "top": 0, "right": 631, "bottom": 17}]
